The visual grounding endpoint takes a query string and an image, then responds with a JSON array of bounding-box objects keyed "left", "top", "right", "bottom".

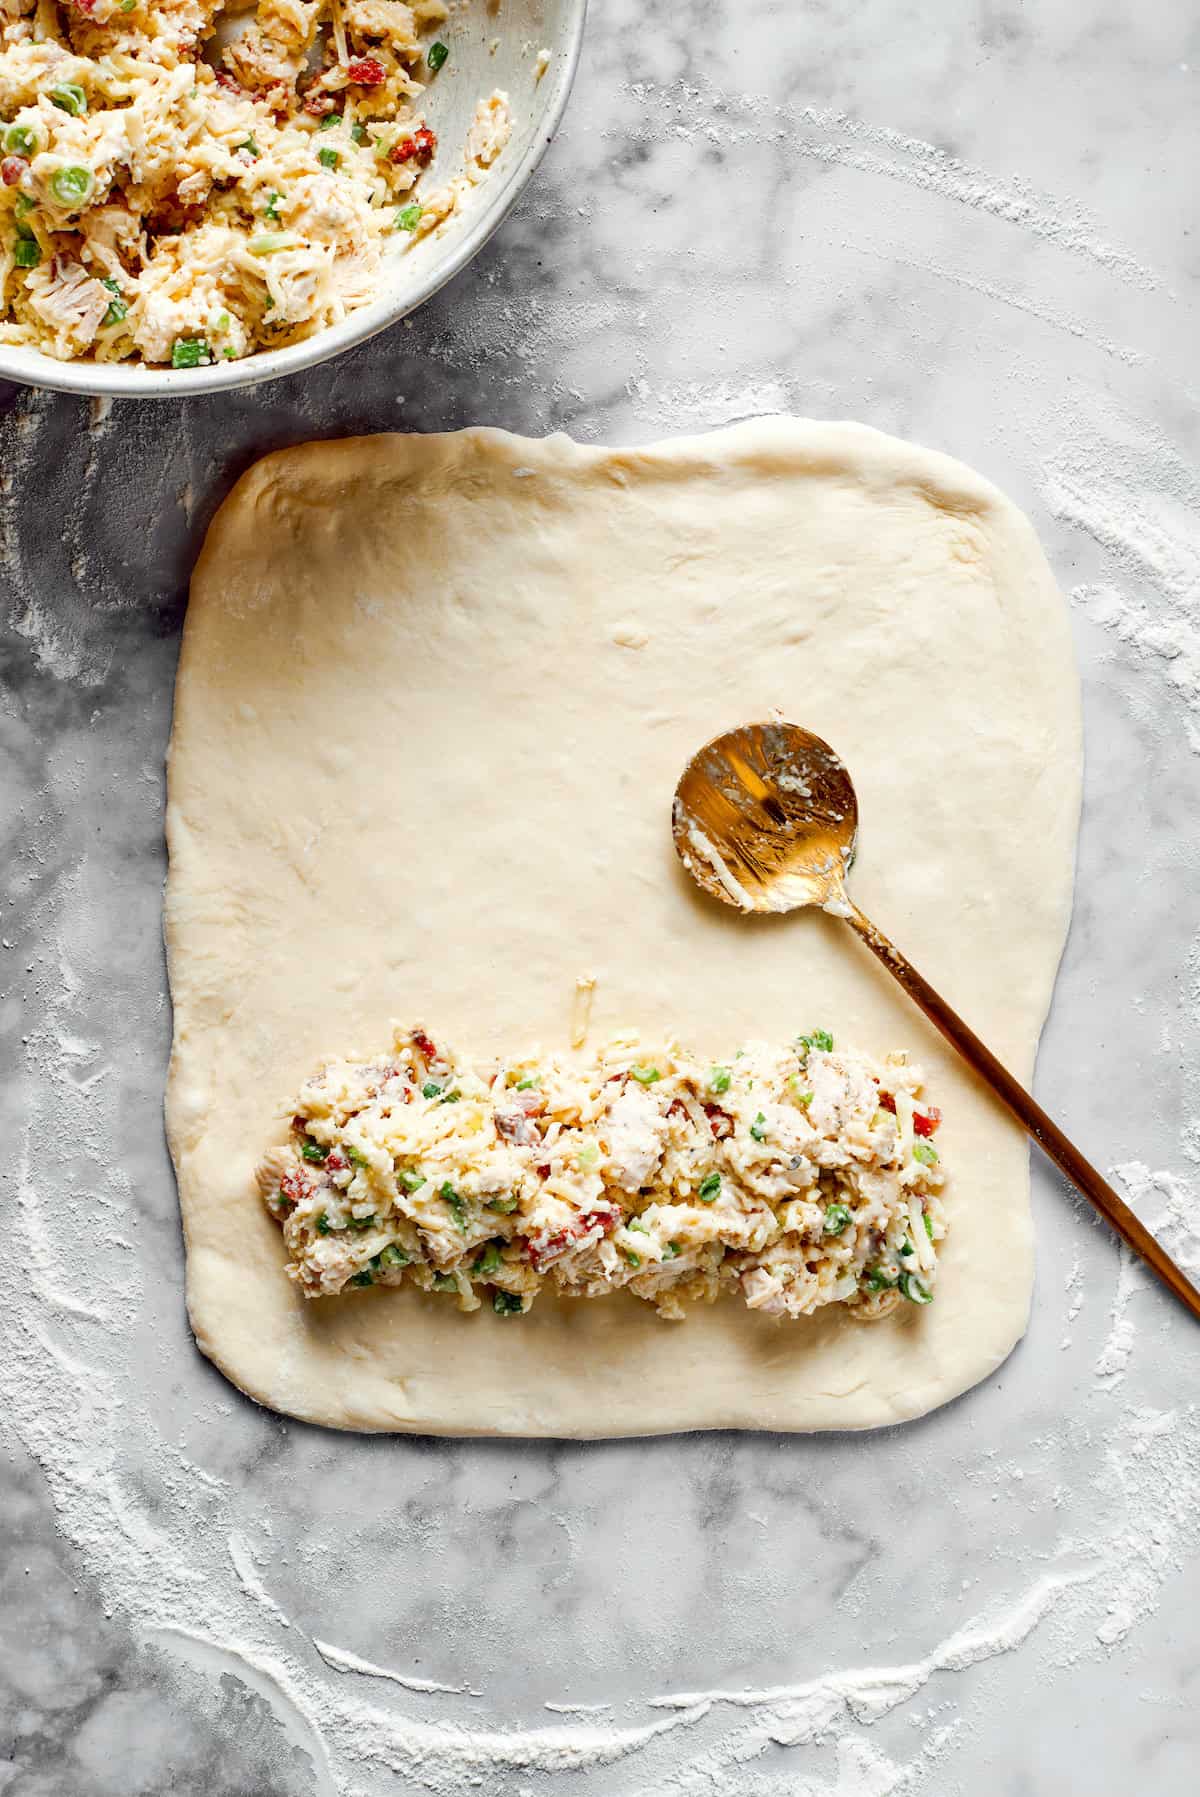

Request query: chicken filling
[{"left": 258, "top": 1026, "right": 948, "bottom": 1321}]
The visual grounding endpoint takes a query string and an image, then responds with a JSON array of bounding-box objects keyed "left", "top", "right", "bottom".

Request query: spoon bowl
[{"left": 671, "top": 721, "right": 858, "bottom": 914}]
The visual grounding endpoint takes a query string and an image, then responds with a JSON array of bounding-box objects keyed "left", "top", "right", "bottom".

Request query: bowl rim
[{"left": 0, "top": 0, "right": 587, "bottom": 400}]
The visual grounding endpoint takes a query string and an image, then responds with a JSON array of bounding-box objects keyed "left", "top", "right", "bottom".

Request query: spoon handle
[{"left": 837, "top": 896, "right": 1200, "bottom": 1323}]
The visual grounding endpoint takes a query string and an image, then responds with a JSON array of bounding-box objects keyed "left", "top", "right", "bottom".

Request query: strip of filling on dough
[{"left": 256, "top": 1028, "right": 948, "bottom": 1320}]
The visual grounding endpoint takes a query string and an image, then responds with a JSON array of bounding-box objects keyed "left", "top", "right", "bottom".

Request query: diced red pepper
[
  {"left": 877, "top": 1090, "right": 897, "bottom": 1114},
  {"left": 325, "top": 1148, "right": 348, "bottom": 1174},
  {"left": 668, "top": 1099, "right": 689, "bottom": 1121},
  {"left": 2, "top": 157, "right": 27, "bottom": 187},
  {"left": 914, "top": 1107, "right": 942, "bottom": 1137},
  {"left": 411, "top": 1028, "right": 439, "bottom": 1062},
  {"left": 215, "top": 70, "right": 245, "bottom": 97},
  {"left": 303, "top": 89, "right": 337, "bottom": 116},
  {"left": 347, "top": 57, "right": 387, "bottom": 87},
  {"left": 536, "top": 1162, "right": 551, "bottom": 1179},
  {"left": 390, "top": 125, "right": 436, "bottom": 167}
]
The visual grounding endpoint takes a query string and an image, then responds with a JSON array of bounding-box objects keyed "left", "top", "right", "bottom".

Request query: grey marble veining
[{"left": 3, "top": 2, "right": 1200, "bottom": 1793}]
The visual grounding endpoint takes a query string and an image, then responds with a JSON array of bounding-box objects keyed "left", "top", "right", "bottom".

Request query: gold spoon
[{"left": 672, "top": 719, "right": 1200, "bottom": 1323}]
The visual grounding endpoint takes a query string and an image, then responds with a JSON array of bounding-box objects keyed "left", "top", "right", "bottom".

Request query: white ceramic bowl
[{"left": 0, "top": 0, "right": 586, "bottom": 398}]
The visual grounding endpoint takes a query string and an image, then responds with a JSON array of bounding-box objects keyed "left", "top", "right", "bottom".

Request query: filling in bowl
[{"left": 0, "top": 0, "right": 510, "bottom": 365}]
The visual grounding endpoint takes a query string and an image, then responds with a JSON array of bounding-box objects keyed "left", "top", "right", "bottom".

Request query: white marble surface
[{"left": 3, "top": 2, "right": 1200, "bottom": 1793}]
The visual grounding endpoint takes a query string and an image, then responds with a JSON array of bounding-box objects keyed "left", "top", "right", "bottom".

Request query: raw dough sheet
[{"left": 164, "top": 418, "right": 1082, "bottom": 1435}]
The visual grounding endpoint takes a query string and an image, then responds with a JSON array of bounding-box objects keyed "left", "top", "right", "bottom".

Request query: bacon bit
[
  {"left": 668, "top": 1099, "right": 689, "bottom": 1121},
  {"left": 411, "top": 1028, "right": 438, "bottom": 1059},
  {"left": 496, "top": 1110, "right": 538, "bottom": 1146},
  {"left": 914, "top": 1107, "right": 942, "bottom": 1137},
  {"left": 279, "top": 1167, "right": 311, "bottom": 1207},
  {"left": 704, "top": 1103, "right": 734, "bottom": 1140},
  {"left": 877, "top": 1091, "right": 897, "bottom": 1114},
  {"left": 1, "top": 157, "right": 27, "bottom": 187},
  {"left": 526, "top": 1204, "right": 619, "bottom": 1270},
  {"left": 215, "top": 70, "right": 246, "bottom": 97},
  {"left": 536, "top": 1163, "right": 551, "bottom": 1179},
  {"left": 325, "top": 1148, "right": 349, "bottom": 1174},
  {"left": 304, "top": 89, "right": 338, "bottom": 117},
  {"left": 71, "top": 0, "right": 98, "bottom": 13},
  {"left": 291, "top": 1113, "right": 307, "bottom": 1132},
  {"left": 390, "top": 125, "right": 436, "bottom": 166},
  {"left": 347, "top": 56, "right": 387, "bottom": 87}
]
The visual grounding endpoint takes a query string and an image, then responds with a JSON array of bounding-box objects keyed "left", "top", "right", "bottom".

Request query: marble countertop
[{"left": 3, "top": 2, "right": 1199, "bottom": 1793}]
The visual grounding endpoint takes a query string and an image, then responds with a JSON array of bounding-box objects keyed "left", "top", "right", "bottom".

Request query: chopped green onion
[
  {"left": 236, "top": 137, "right": 260, "bottom": 157},
  {"left": 630, "top": 1065, "right": 661, "bottom": 1085},
  {"left": 395, "top": 202, "right": 423, "bottom": 232},
  {"left": 577, "top": 1142, "right": 600, "bottom": 1169},
  {"left": 697, "top": 1171, "right": 722, "bottom": 1203},
  {"left": 14, "top": 193, "right": 35, "bottom": 220},
  {"left": 100, "top": 279, "right": 128, "bottom": 326},
  {"left": 864, "top": 1266, "right": 896, "bottom": 1292},
  {"left": 924, "top": 1211, "right": 935, "bottom": 1240},
  {"left": 427, "top": 40, "right": 449, "bottom": 70},
  {"left": 514, "top": 1075, "right": 540, "bottom": 1091},
  {"left": 317, "top": 147, "right": 340, "bottom": 171},
  {"left": 300, "top": 1139, "right": 329, "bottom": 1165},
  {"left": 422, "top": 1081, "right": 442, "bottom": 1099},
  {"left": 627, "top": 1217, "right": 649, "bottom": 1234},
  {"left": 662, "top": 1242, "right": 680, "bottom": 1259},
  {"left": 216, "top": 312, "right": 230, "bottom": 331},
  {"left": 120, "top": 0, "right": 136, "bottom": 12},
  {"left": 899, "top": 1271, "right": 933, "bottom": 1305},
  {"left": 347, "top": 1213, "right": 376, "bottom": 1232},
  {"left": 171, "top": 338, "right": 209, "bottom": 369},
  {"left": 264, "top": 191, "right": 283, "bottom": 223},
  {"left": 49, "top": 83, "right": 87, "bottom": 117},
  {"left": 248, "top": 233, "right": 294, "bottom": 255},
  {"left": 472, "top": 1243, "right": 503, "bottom": 1276},
  {"left": 913, "top": 1141, "right": 939, "bottom": 1167},
  {"left": 50, "top": 166, "right": 92, "bottom": 208},
  {"left": 625, "top": 1251, "right": 641, "bottom": 1269},
  {"left": 431, "top": 1272, "right": 457, "bottom": 1292},
  {"left": 345, "top": 1144, "right": 369, "bottom": 1169},
  {"left": 13, "top": 237, "right": 39, "bottom": 267},
  {"left": 351, "top": 122, "right": 367, "bottom": 144},
  {"left": 319, "top": 113, "right": 343, "bottom": 131},
  {"left": 439, "top": 1089, "right": 461, "bottom": 1105},
  {"left": 790, "top": 1077, "right": 813, "bottom": 1106},
  {"left": 396, "top": 1169, "right": 426, "bottom": 1194},
  {"left": 349, "top": 1268, "right": 374, "bottom": 1287},
  {"left": 493, "top": 1289, "right": 524, "bottom": 1315},
  {"left": 315, "top": 1211, "right": 332, "bottom": 1236},
  {"left": 709, "top": 1066, "right": 731, "bottom": 1094},
  {"left": 799, "top": 1029, "right": 834, "bottom": 1054},
  {"left": 439, "top": 1180, "right": 468, "bottom": 1229},
  {"left": 4, "top": 124, "right": 37, "bottom": 156},
  {"left": 899, "top": 1239, "right": 914, "bottom": 1257},
  {"left": 749, "top": 1112, "right": 767, "bottom": 1143},
  {"left": 222, "top": 347, "right": 237, "bottom": 359},
  {"left": 373, "top": 1243, "right": 409, "bottom": 1270},
  {"left": 823, "top": 1202, "right": 851, "bottom": 1237},
  {"left": 487, "top": 1194, "right": 519, "bottom": 1214}
]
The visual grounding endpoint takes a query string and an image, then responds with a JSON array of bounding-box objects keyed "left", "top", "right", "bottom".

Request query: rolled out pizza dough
[{"left": 164, "top": 418, "right": 1082, "bottom": 1435}]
